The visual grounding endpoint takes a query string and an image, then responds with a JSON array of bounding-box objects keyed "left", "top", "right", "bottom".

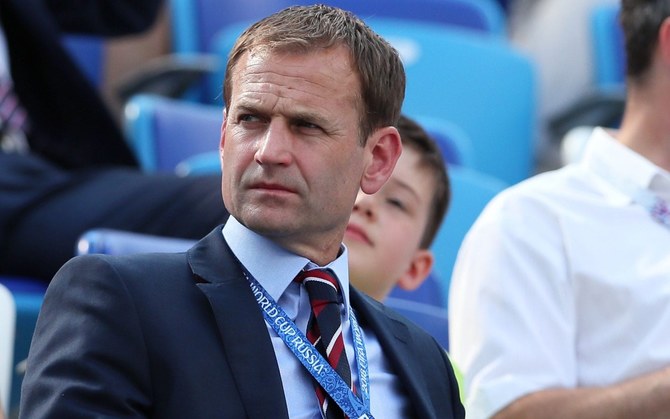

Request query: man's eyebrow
[
  {"left": 230, "top": 102, "right": 260, "bottom": 114},
  {"left": 289, "top": 110, "right": 328, "bottom": 126}
]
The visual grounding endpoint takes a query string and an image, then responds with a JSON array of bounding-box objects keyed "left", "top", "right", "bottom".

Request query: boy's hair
[
  {"left": 223, "top": 4, "right": 405, "bottom": 145},
  {"left": 397, "top": 115, "right": 450, "bottom": 249},
  {"left": 621, "top": 0, "right": 670, "bottom": 82}
]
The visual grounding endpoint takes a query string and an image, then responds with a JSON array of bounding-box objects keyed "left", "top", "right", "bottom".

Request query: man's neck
[{"left": 616, "top": 88, "right": 670, "bottom": 172}]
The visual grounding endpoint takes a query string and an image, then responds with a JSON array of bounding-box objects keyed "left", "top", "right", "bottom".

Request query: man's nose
[{"left": 255, "top": 120, "right": 293, "bottom": 166}]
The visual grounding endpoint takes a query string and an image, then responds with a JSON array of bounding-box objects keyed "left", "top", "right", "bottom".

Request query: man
[
  {"left": 346, "top": 115, "right": 450, "bottom": 301},
  {"left": 0, "top": 0, "right": 229, "bottom": 281},
  {"left": 449, "top": 0, "right": 670, "bottom": 417},
  {"left": 20, "top": 6, "right": 464, "bottom": 418}
]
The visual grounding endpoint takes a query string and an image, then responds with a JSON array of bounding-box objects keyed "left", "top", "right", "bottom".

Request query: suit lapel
[
  {"left": 189, "top": 228, "right": 289, "bottom": 419},
  {"left": 350, "top": 289, "right": 437, "bottom": 419}
]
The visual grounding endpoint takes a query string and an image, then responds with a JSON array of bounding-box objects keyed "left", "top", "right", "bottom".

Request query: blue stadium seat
[
  {"left": 123, "top": 94, "right": 222, "bottom": 172},
  {"left": 430, "top": 166, "right": 507, "bottom": 307},
  {"left": 366, "top": 18, "right": 536, "bottom": 184},
  {"left": 170, "top": 0, "right": 506, "bottom": 55},
  {"left": 592, "top": 3, "right": 625, "bottom": 89},
  {"left": 166, "top": 0, "right": 506, "bottom": 103},
  {"left": 414, "top": 115, "right": 476, "bottom": 168},
  {"left": 387, "top": 273, "right": 450, "bottom": 349},
  {"left": 77, "top": 228, "right": 195, "bottom": 256}
]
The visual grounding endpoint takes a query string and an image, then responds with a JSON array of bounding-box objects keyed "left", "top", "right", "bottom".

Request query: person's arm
[
  {"left": 449, "top": 191, "right": 577, "bottom": 418},
  {"left": 44, "top": 0, "right": 163, "bottom": 36},
  {"left": 19, "top": 255, "right": 151, "bottom": 417},
  {"left": 494, "top": 366, "right": 670, "bottom": 419}
]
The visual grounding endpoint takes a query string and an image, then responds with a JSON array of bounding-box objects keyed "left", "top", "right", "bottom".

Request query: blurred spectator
[
  {"left": 450, "top": 0, "right": 670, "bottom": 417},
  {"left": 0, "top": 0, "right": 228, "bottom": 281}
]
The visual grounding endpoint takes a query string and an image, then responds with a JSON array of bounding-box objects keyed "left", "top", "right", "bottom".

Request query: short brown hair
[
  {"left": 397, "top": 115, "right": 450, "bottom": 249},
  {"left": 621, "top": 0, "right": 670, "bottom": 82},
  {"left": 223, "top": 4, "right": 406, "bottom": 144}
]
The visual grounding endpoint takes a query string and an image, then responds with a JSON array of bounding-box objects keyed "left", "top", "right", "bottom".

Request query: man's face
[
  {"left": 220, "top": 46, "right": 371, "bottom": 263},
  {"left": 345, "top": 147, "right": 435, "bottom": 300}
]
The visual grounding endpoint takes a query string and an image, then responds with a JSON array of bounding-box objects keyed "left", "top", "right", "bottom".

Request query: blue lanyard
[{"left": 244, "top": 271, "right": 373, "bottom": 419}]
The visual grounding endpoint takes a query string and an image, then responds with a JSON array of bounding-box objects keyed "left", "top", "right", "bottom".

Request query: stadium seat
[
  {"left": 430, "top": 166, "right": 508, "bottom": 306},
  {"left": 366, "top": 18, "right": 537, "bottom": 184},
  {"left": 170, "top": 0, "right": 506, "bottom": 55},
  {"left": 123, "top": 94, "right": 222, "bottom": 172},
  {"left": 592, "top": 3, "right": 625, "bottom": 89}
]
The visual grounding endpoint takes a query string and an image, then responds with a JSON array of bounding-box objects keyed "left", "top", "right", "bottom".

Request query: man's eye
[
  {"left": 296, "top": 120, "right": 321, "bottom": 131},
  {"left": 239, "top": 114, "right": 261, "bottom": 123}
]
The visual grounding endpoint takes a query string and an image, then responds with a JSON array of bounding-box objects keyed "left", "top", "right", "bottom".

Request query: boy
[{"left": 345, "top": 114, "right": 450, "bottom": 301}]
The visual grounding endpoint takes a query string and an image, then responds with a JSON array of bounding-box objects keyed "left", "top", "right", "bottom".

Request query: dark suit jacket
[{"left": 20, "top": 227, "right": 465, "bottom": 418}]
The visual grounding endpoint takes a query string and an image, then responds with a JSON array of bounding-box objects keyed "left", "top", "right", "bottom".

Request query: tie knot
[{"left": 295, "top": 268, "right": 341, "bottom": 304}]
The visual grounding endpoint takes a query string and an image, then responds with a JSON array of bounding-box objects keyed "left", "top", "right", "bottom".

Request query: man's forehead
[
  {"left": 229, "top": 48, "right": 363, "bottom": 113},
  {"left": 235, "top": 46, "right": 357, "bottom": 79}
]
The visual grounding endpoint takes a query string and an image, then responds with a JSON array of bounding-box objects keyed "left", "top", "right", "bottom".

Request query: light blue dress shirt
[{"left": 223, "top": 217, "right": 410, "bottom": 418}]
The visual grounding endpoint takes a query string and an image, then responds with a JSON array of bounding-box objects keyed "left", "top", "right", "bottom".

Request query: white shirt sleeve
[{"left": 448, "top": 188, "right": 577, "bottom": 419}]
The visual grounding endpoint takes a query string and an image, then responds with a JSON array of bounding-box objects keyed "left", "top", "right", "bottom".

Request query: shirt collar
[
  {"left": 222, "top": 216, "right": 352, "bottom": 309},
  {"left": 581, "top": 127, "right": 670, "bottom": 204}
]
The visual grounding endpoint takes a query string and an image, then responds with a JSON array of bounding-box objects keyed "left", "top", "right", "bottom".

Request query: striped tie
[
  {"left": 296, "top": 268, "right": 352, "bottom": 419},
  {"left": 0, "top": 77, "right": 30, "bottom": 153}
]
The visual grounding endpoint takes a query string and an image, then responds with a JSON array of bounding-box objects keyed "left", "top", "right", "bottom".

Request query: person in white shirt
[{"left": 449, "top": 0, "right": 670, "bottom": 417}]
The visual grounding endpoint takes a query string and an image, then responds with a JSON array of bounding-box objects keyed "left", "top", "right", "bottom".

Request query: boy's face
[{"left": 345, "top": 146, "right": 435, "bottom": 301}]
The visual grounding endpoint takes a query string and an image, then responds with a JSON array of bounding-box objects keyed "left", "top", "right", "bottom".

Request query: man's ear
[
  {"left": 220, "top": 109, "right": 229, "bottom": 161},
  {"left": 397, "top": 249, "right": 434, "bottom": 291},
  {"left": 360, "top": 126, "right": 402, "bottom": 195},
  {"left": 659, "top": 17, "right": 670, "bottom": 66},
  {"left": 219, "top": 109, "right": 227, "bottom": 151}
]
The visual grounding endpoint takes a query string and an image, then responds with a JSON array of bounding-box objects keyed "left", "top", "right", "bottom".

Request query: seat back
[
  {"left": 430, "top": 166, "right": 507, "bottom": 307},
  {"left": 77, "top": 228, "right": 196, "bottom": 255},
  {"left": 124, "top": 94, "right": 222, "bottom": 172},
  {"left": 591, "top": 4, "right": 625, "bottom": 89},
  {"left": 0, "top": 284, "right": 15, "bottom": 417},
  {"left": 386, "top": 273, "right": 450, "bottom": 349},
  {"left": 170, "top": 0, "right": 506, "bottom": 55},
  {"left": 368, "top": 18, "right": 536, "bottom": 184},
  {"left": 414, "top": 115, "right": 476, "bottom": 168}
]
